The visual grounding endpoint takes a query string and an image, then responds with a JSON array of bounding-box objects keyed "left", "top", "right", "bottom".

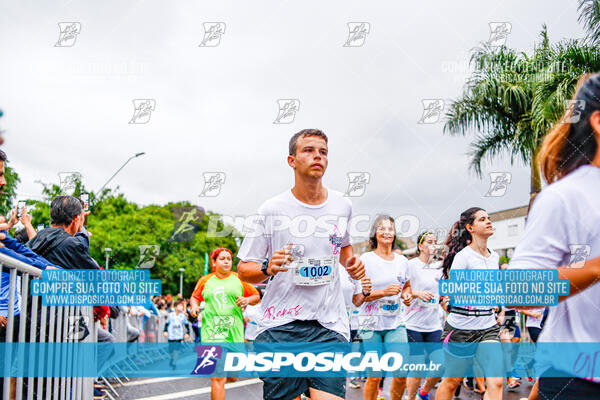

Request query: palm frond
[{"left": 578, "top": 0, "right": 600, "bottom": 45}]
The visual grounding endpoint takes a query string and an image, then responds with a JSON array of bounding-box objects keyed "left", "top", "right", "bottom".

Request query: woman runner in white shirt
[
  {"left": 508, "top": 73, "right": 600, "bottom": 400},
  {"left": 405, "top": 232, "right": 444, "bottom": 400},
  {"left": 435, "top": 208, "right": 504, "bottom": 400},
  {"left": 354, "top": 215, "right": 412, "bottom": 400}
]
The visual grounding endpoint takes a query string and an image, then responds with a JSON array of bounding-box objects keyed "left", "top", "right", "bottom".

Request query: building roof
[{"left": 488, "top": 205, "right": 528, "bottom": 222}]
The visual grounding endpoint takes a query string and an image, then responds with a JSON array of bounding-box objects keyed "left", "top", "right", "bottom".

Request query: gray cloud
[{"left": 0, "top": 0, "right": 584, "bottom": 241}]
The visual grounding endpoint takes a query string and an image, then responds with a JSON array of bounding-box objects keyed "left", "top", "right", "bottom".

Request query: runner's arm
[
  {"left": 401, "top": 281, "right": 412, "bottom": 306},
  {"left": 238, "top": 244, "right": 293, "bottom": 283},
  {"left": 237, "top": 261, "right": 266, "bottom": 284},
  {"left": 190, "top": 297, "right": 201, "bottom": 317},
  {"left": 339, "top": 246, "right": 365, "bottom": 280},
  {"left": 339, "top": 246, "right": 352, "bottom": 269},
  {"left": 352, "top": 277, "right": 372, "bottom": 307},
  {"left": 190, "top": 297, "right": 201, "bottom": 309},
  {"left": 360, "top": 290, "right": 389, "bottom": 303},
  {"left": 519, "top": 309, "right": 541, "bottom": 318},
  {"left": 246, "top": 294, "right": 260, "bottom": 306},
  {"left": 352, "top": 292, "right": 370, "bottom": 307},
  {"left": 401, "top": 281, "right": 412, "bottom": 298},
  {"left": 508, "top": 257, "right": 600, "bottom": 310},
  {"left": 556, "top": 256, "right": 600, "bottom": 302}
]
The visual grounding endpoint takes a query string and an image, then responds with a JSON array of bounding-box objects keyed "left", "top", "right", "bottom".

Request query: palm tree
[
  {"left": 444, "top": 41, "right": 541, "bottom": 195},
  {"left": 578, "top": 0, "right": 600, "bottom": 45},
  {"left": 444, "top": 23, "right": 600, "bottom": 199}
]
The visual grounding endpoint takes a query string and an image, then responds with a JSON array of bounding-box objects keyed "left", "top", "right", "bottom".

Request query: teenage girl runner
[{"left": 435, "top": 207, "right": 503, "bottom": 400}]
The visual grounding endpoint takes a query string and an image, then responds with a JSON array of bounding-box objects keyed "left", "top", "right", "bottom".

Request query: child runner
[{"left": 163, "top": 299, "right": 190, "bottom": 369}]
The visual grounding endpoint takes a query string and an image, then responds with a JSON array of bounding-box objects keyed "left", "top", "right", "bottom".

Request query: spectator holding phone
[
  {"left": 27, "top": 195, "right": 99, "bottom": 270},
  {"left": 13, "top": 203, "right": 37, "bottom": 241}
]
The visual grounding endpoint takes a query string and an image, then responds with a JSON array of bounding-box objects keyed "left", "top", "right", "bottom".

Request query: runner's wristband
[
  {"left": 362, "top": 290, "right": 371, "bottom": 297},
  {"left": 261, "top": 262, "right": 271, "bottom": 277}
]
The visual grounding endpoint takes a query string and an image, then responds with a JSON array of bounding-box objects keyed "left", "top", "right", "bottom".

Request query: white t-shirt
[
  {"left": 354, "top": 251, "right": 409, "bottom": 331},
  {"left": 525, "top": 308, "right": 545, "bottom": 329},
  {"left": 237, "top": 188, "right": 352, "bottom": 341},
  {"left": 338, "top": 264, "right": 359, "bottom": 330},
  {"left": 165, "top": 312, "right": 188, "bottom": 340},
  {"left": 509, "top": 165, "right": 600, "bottom": 379},
  {"left": 404, "top": 258, "right": 443, "bottom": 332},
  {"left": 243, "top": 304, "right": 262, "bottom": 340},
  {"left": 446, "top": 246, "right": 500, "bottom": 330}
]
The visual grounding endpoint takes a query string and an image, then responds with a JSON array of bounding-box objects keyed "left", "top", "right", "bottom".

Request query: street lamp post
[
  {"left": 104, "top": 248, "right": 112, "bottom": 270},
  {"left": 96, "top": 152, "right": 146, "bottom": 199},
  {"left": 179, "top": 268, "right": 185, "bottom": 297}
]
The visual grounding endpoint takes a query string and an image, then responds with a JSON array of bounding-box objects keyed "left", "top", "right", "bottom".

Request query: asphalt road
[{"left": 115, "top": 376, "right": 534, "bottom": 400}]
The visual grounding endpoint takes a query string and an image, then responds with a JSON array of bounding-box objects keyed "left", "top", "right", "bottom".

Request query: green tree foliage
[{"left": 28, "top": 176, "right": 239, "bottom": 295}]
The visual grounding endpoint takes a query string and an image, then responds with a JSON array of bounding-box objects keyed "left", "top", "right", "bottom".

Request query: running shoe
[
  {"left": 377, "top": 387, "right": 385, "bottom": 400},
  {"left": 507, "top": 377, "right": 521, "bottom": 391},
  {"left": 417, "top": 387, "right": 430, "bottom": 400},
  {"left": 348, "top": 378, "right": 361, "bottom": 389}
]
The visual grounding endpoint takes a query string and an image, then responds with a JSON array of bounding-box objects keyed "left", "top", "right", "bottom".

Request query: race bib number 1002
[{"left": 293, "top": 256, "right": 336, "bottom": 286}]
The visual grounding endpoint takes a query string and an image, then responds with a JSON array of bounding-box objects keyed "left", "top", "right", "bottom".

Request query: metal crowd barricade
[
  {"left": 1, "top": 252, "right": 96, "bottom": 400},
  {"left": 1, "top": 251, "right": 197, "bottom": 400},
  {"left": 100, "top": 309, "right": 172, "bottom": 388}
]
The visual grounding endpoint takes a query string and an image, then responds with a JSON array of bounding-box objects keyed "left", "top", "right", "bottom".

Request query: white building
[{"left": 487, "top": 205, "right": 529, "bottom": 259}]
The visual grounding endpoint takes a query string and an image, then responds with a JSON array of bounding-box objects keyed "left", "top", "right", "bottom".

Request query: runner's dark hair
[
  {"left": 416, "top": 231, "right": 434, "bottom": 256},
  {"left": 441, "top": 207, "right": 484, "bottom": 279},
  {"left": 369, "top": 215, "right": 397, "bottom": 250}
]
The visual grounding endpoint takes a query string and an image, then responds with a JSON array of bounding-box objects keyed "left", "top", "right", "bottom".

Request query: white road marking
[
  {"left": 133, "top": 378, "right": 262, "bottom": 400},
  {"left": 124, "top": 377, "right": 190, "bottom": 387}
]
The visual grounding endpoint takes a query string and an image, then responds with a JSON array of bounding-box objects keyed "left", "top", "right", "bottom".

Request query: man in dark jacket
[
  {"left": 28, "top": 195, "right": 100, "bottom": 270},
  {"left": 28, "top": 194, "right": 115, "bottom": 383}
]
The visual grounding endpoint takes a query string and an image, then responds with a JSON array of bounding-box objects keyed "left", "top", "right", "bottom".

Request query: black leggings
[
  {"left": 527, "top": 327, "right": 541, "bottom": 343},
  {"left": 540, "top": 373, "right": 600, "bottom": 399}
]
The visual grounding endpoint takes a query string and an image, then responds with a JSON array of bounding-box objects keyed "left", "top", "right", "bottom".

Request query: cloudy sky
[{"left": 0, "top": 1, "right": 586, "bottom": 242}]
